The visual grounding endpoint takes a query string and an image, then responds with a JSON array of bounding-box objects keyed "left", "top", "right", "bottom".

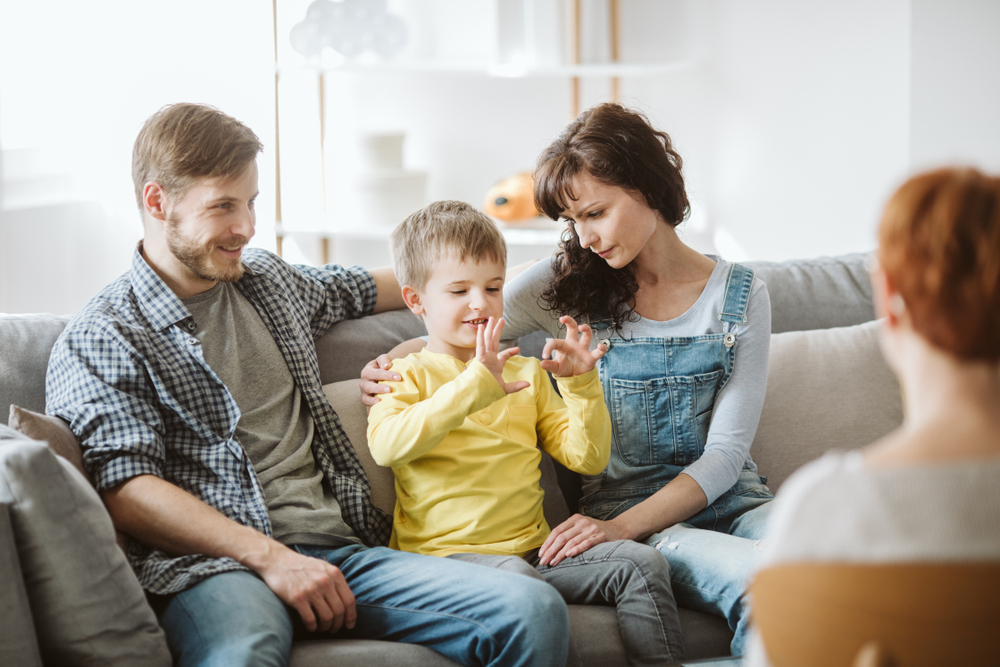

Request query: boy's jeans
[
  {"left": 151, "top": 543, "right": 569, "bottom": 667},
  {"left": 449, "top": 539, "right": 684, "bottom": 666}
]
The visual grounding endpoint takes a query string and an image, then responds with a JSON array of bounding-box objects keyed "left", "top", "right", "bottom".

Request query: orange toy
[{"left": 483, "top": 172, "right": 539, "bottom": 224}]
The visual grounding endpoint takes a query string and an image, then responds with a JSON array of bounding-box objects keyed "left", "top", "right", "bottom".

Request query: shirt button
[{"left": 186, "top": 322, "right": 195, "bottom": 332}]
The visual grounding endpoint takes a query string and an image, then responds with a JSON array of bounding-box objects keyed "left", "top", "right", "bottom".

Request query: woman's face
[{"left": 560, "top": 171, "right": 663, "bottom": 269}]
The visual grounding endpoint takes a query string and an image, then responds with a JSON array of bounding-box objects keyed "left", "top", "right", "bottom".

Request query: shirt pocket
[{"left": 506, "top": 404, "right": 538, "bottom": 445}]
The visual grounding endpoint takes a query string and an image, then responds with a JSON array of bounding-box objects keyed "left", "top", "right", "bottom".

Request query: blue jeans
[
  {"left": 151, "top": 543, "right": 569, "bottom": 667},
  {"left": 644, "top": 472, "right": 773, "bottom": 656}
]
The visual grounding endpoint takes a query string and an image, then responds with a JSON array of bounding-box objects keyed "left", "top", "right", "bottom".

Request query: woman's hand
[
  {"left": 538, "top": 513, "right": 628, "bottom": 566},
  {"left": 476, "top": 317, "right": 530, "bottom": 395},
  {"left": 540, "top": 315, "right": 608, "bottom": 378},
  {"left": 360, "top": 354, "right": 401, "bottom": 411}
]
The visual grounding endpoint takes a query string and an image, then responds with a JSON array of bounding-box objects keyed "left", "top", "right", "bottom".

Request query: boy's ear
[{"left": 401, "top": 285, "right": 424, "bottom": 316}]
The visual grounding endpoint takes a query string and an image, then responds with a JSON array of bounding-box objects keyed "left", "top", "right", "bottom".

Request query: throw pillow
[
  {"left": 8, "top": 406, "right": 88, "bottom": 480},
  {"left": 8, "top": 405, "right": 131, "bottom": 555},
  {"left": 751, "top": 320, "right": 904, "bottom": 492},
  {"left": 0, "top": 425, "right": 171, "bottom": 666}
]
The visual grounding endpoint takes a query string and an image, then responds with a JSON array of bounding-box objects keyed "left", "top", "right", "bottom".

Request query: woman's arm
[{"left": 539, "top": 473, "right": 707, "bottom": 565}]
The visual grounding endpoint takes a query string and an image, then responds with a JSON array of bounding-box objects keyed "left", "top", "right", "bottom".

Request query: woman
[
  {"left": 746, "top": 167, "right": 1000, "bottom": 665},
  {"left": 364, "top": 103, "right": 774, "bottom": 654}
]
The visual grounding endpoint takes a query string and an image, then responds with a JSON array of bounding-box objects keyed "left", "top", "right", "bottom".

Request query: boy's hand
[
  {"left": 476, "top": 317, "right": 530, "bottom": 395},
  {"left": 540, "top": 316, "right": 607, "bottom": 378}
]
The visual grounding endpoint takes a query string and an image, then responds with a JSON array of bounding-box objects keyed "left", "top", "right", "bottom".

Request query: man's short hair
[
  {"left": 132, "top": 103, "right": 263, "bottom": 213},
  {"left": 390, "top": 200, "right": 507, "bottom": 290}
]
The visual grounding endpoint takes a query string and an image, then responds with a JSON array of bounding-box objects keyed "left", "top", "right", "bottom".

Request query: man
[{"left": 46, "top": 103, "right": 569, "bottom": 667}]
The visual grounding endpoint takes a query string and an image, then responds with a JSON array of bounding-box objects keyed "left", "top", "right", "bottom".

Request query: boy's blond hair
[{"left": 390, "top": 201, "right": 507, "bottom": 289}]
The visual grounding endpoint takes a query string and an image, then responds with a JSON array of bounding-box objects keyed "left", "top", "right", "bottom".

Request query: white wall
[
  {"left": 0, "top": 0, "right": 275, "bottom": 314},
  {"left": 2, "top": 0, "right": 1000, "bottom": 314},
  {"left": 910, "top": 0, "right": 1000, "bottom": 172}
]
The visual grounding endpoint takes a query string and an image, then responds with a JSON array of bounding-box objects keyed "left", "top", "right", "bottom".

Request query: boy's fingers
[
  {"left": 503, "top": 380, "right": 530, "bottom": 394},
  {"left": 498, "top": 347, "right": 520, "bottom": 363}
]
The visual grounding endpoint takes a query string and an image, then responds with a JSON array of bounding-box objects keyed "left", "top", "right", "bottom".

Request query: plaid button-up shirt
[{"left": 46, "top": 247, "right": 392, "bottom": 595}]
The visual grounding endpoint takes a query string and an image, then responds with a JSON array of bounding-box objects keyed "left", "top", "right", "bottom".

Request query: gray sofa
[{"left": 0, "top": 254, "right": 904, "bottom": 666}]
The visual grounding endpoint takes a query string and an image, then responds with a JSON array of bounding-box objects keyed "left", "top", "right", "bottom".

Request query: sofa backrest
[
  {"left": 0, "top": 314, "right": 71, "bottom": 424},
  {"left": 0, "top": 253, "right": 874, "bottom": 425},
  {"left": 745, "top": 253, "right": 874, "bottom": 333}
]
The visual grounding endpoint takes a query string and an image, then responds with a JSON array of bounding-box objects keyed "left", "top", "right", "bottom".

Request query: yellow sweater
[{"left": 366, "top": 349, "right": 610, "bottom": 557}]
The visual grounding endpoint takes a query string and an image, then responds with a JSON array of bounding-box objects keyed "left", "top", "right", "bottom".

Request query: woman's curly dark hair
[{"left": 534, "top": 103, "right": 689, "bottom": 334}]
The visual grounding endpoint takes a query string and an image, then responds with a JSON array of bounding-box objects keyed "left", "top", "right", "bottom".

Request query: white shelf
[{"left": 277, "top": 59, "right": 695, "bottom": 79}]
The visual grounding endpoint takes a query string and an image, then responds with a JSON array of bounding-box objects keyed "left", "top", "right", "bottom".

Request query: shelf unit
[{"left": 270, "top": 0, "right": 692, "bottom": 266}]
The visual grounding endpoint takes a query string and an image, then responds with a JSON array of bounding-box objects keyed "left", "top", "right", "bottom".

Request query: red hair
[{"left": 877, "top": 167, "right": 1000, "bottom": 361}]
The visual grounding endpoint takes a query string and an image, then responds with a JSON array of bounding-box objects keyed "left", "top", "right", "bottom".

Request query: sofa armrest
[{"left": 0, "top": 503, "right": 44, "bottom": 667}]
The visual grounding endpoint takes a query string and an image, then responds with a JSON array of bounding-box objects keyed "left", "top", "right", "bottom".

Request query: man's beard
[{"left": 165, "top": 217, "right": 248, "bottom": 283}]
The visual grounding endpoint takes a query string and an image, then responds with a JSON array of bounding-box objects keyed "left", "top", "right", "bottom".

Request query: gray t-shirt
[
  {"left": 502, "top": 256, "right": 771, "bottom": 504},
  {"left": 183, "top": 283, "right": 359, "bottom": 547}
]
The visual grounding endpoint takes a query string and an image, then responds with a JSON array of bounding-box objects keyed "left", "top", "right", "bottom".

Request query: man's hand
[
  {"left": 540, "top": 315, "right": 607, "bottom": 378},
  {"left": 475, "top": 317, "right": 530, "bottom": 395},
  {"left": 360, "top": 354, "right": 400, "bottom": 410},
  {"left": 251, "top": 542, "right": 357, "bottom": 633},
  {"left": 102, "top": 474, "right": 358, "bottom": 633},
  {"left": 538, "top": 513, "right": 627, "bottom": 566}
]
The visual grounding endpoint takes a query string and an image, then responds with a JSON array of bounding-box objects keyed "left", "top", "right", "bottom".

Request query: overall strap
[{"left": 718, "top": 263, "right": 755, "bottom": 324}]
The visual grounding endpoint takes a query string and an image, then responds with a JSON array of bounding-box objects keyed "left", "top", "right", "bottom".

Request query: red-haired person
[{"left": 747, "top": 167, "right": 1000, "bottom": 665}]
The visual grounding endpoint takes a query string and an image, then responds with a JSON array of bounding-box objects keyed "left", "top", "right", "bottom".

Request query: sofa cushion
[
  {"left": 751, "top": 320, "right": 904, "bottom": 492},
  {"left": 0, "top": 424, "right": 171, "bottom": 666},
  {"left": 0, "top": 314, "right": 70, "bottom": 424},
  {"left": 745, "top": 254, "right": 874, "bottom": 333},
  {"left": 0, "top": 504, "right": 43, "bottom": 667}
]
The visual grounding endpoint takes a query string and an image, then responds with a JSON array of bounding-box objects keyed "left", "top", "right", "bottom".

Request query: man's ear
[
  {"left": 143, "top": 182, "right": 169, "bottom": 222},
  {"left": 401, "top": 285, "right": 424, "bottom": 317}
]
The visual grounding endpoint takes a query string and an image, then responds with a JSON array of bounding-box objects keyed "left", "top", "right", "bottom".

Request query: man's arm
[
  {"left": 368, "top": 267, "right": 406, "bottom": 313},
  {"left": 103, "top": 474, "right": 356, "bottom": 633}
]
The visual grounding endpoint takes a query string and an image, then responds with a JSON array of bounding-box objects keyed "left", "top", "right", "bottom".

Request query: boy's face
[{"left": 404, "top": 252, "right": 506, "bottom": 362}]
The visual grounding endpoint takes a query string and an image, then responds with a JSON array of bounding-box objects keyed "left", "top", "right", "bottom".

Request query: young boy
[{"left": 367, "top": 200, "right": 685, "bottom": 666}]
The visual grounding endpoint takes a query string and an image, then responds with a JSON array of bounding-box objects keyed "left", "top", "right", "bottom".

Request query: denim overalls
[{"left": 578, "top": 262, "right": 773, "bottom": 654}]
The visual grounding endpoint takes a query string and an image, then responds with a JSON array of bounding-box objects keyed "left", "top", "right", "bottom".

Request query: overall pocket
[{"left": 608, "top": 369, "right": 723, "bottom": 467}]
